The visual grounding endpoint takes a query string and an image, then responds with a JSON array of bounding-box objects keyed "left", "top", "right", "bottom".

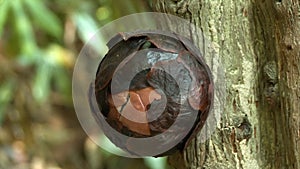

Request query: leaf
[
  {"left": 52, "top": 66, "right": 71, "bottom": 99},
  {"left": 11, "top": 0, "right": 37, "bottom": 63},
  {"left": 72, "top": 12, "right": 106, "bottom": 54},
  {"left": 0, "top": 0, "right": 10, "bottom": 36},
  {"left": 72, "top": 12, "right": 99, "bottom": 42},
  {"left": 32, "top": 58, "right": 53, "bottom": 102},
  {"left": 0, "top": 80, "right": 15, "bottom": 124},
  {"left": 23, "top": 0, "right": 62, "bottom": 38},
  {"left": 144, "top": 157, "right": 167, "bottom": 169}
]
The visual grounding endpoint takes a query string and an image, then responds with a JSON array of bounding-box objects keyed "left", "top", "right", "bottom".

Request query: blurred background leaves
[{"left": 0, "top": 0, "right": 171, "bottom": 168}]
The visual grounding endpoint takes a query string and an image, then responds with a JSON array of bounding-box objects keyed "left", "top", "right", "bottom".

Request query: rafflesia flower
[{"left": 94, "top": 31, "right": 213, "bottom": 157}]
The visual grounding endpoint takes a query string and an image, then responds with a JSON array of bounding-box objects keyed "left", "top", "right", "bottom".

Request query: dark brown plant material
[{"left": 93, "top": 31, "right": 213, "bottom": 157}]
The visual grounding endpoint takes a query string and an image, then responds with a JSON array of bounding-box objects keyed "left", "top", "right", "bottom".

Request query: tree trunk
[{"left": 153, "top": 0, "right": 300, "bottom": 168}]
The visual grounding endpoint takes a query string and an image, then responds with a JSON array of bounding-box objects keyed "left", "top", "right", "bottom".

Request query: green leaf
[
  {"left": 72, "top": 12, "right": 98, "bottom": 43},
  {"left": 32, "top": 59, "right": 53, "bottom": 102},
  {"left": 52, "top": 66, "right": 71, "bottom": 99},
  {"left": 0, "top": 80, "right": 15, "bottom": 124},
  {"left": 0, "top": 0, "right": 10, "bottom": 36},
  {"left": 72, "top": 12, "right": 107, "bottom": 55},
  {"left": 144, "top": 157, "right": 168, "bottom": 169},
  {"left": 11, "top": 0, "right": 37, "bottom": 63},
  {"left": 23, "top": 0, "right": 62, "bottom": 38}
]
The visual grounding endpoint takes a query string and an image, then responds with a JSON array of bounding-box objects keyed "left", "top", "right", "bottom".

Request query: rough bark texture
[{"left": 153, "top": 0, "right": 300, "bottom": 168}]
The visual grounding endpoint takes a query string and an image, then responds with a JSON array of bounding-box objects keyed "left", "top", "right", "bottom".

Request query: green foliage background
[{"left": 0, "top": 0, "right": 171, "bottom": 168}]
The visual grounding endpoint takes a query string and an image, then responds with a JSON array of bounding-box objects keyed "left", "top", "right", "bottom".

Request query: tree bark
[{"left": 153, "top": 0, "right": 300, "bottom": 168}]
